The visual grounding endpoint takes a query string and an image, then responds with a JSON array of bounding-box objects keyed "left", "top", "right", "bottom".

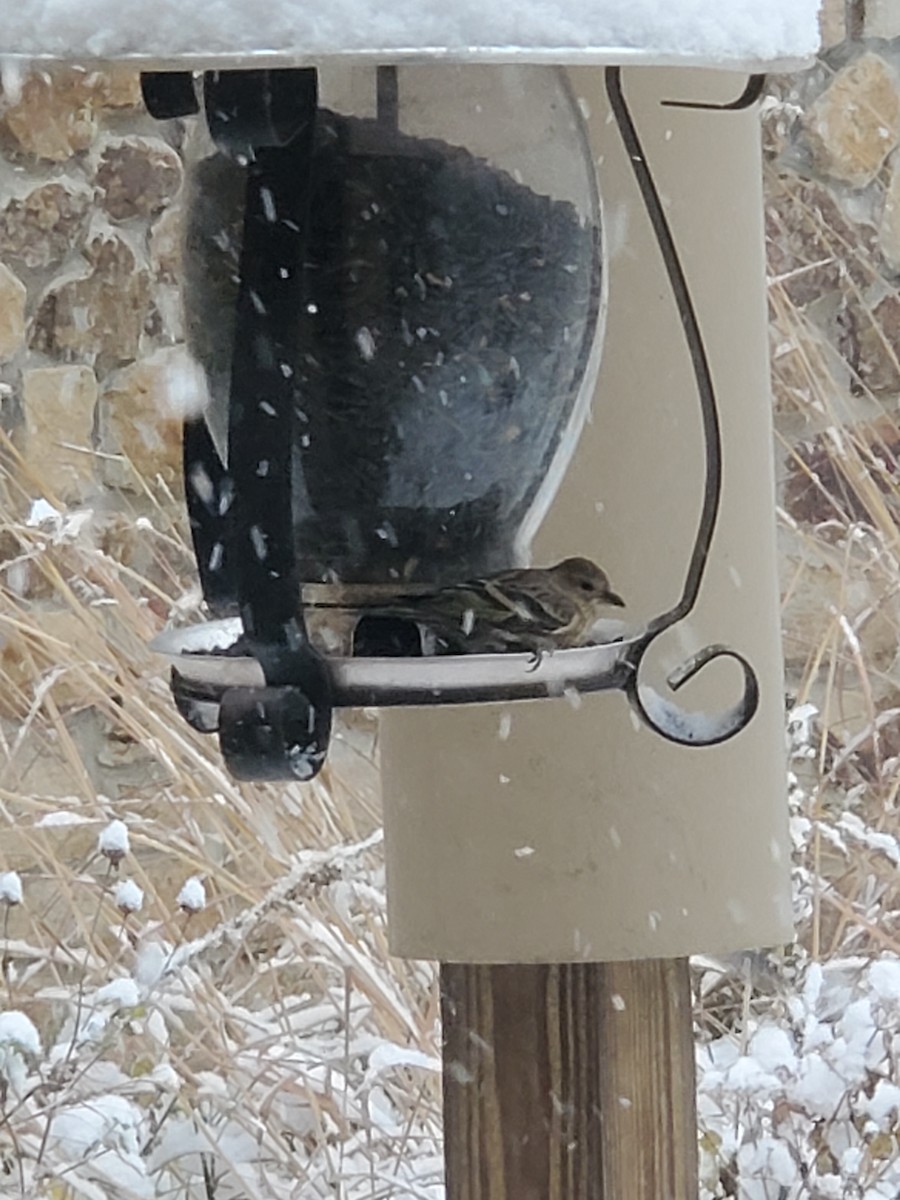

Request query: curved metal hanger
[{"left": 606, "top": 65, "right": 760, "bottom": 746}]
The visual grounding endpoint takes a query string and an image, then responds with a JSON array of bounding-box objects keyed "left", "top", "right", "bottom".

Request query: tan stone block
[
  {"left": 819, "top": 0, "right": 847, "bottom": 46},
  {"left": 780, "top": 544, "right": 900, "bottom": 679},
  {"left": 149, "top": 205, "right": 184, "bottom": 282},
  {"left": 3, "top": 70, "right": 98, "bottom": 162},
  {"left": 0, "top": 181, "right": 93, "bottom": 271},
  {"left": 766, "top": 176, "right": 877, "bottom": 305},
  {"left": 803, "top": 52, "right": 900, "bottom": 187},
  {"left": 0, "top": 805, "right": 101, "bottom": 871},
  {"left": 18, "top": 365, "right": 98, "bottom": 502},
  {"left": 0, "top": 262, "right": 26, "bottom": 361},
  {"left": 0, "top": 606, "right": 112, "bottom": 715},
  {"left": 880, "top": 153, "right": 900, "bottom": 270},
  {"left": 863, "top": 0, "right": 900, "bottom": 39},
  {"left": 96, "top": 136, "right": 183, "bottom": 223},
  {"left": 858, "top": 294, "right": 900, "bottom": 392},
  {"left": 29, "top": 228, "right": 152, "bottom": 374},
  {"left": 98, "top": 347, "right": 202, "bottom": 488},
  {"left": 89, "top": 68, "right": 144, "bottom": 111}
]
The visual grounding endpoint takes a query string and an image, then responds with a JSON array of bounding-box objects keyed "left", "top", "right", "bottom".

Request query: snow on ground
[{"left": 692, "top": 695, "right": 900, "bottom": 1197}]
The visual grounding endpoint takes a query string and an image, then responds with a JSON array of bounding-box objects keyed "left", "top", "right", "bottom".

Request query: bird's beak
[{"left": 604, "top": 590, "right": 625, "bottom": 608}]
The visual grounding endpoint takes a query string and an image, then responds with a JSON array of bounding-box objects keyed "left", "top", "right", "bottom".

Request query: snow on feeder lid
[{"left": 0, "top": 0, "right": 821, "bottom": 71}]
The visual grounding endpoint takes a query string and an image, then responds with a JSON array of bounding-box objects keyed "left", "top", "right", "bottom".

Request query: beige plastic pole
[{"left": 381, "top": 65, "right": 790, "bottom": 966}]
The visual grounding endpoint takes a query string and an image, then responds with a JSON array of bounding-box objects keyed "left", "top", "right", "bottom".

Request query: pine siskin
[{"left": 364, "top": 556, "right": 624, "bottom": 656}]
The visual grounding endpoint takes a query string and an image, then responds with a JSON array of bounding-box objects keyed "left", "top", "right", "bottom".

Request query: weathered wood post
[{"left": 440, "top": 960, "right": 697, "bottom": 1200}]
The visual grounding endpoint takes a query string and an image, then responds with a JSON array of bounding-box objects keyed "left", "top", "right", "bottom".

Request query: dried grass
[
  {"left": 0, "top": 450, "right": 441, "bottom": 1197},
  {"left": 694, "top": 70, "right": 900, "bottom": 1198}
]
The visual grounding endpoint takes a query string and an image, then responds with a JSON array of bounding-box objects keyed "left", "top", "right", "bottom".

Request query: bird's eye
[{"left": 579, "top": 580, "right": 594, "bottom": 592}]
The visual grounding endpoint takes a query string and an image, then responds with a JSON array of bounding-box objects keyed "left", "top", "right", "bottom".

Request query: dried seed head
[
  {"left": 0, "top": 871, "right": 23, "bottom": 906},
  {"left": 98, "top": 819, "right": 129, "bottom": 865},
  {"left": 114, "top": 879, "right": 144, "bottom": 915},
  {"left": 176, "top": 876, "right": 206, "bottom": 914}
]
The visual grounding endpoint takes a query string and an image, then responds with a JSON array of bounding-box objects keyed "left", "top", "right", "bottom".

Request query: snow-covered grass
[
  {"left": 695, "top": 718, "right": 900, "bottom": 1197},
  {"left": 0, "top": 455, "right": 441, "bottom": 1198},
  {"left": 692, "top": 70, "right": 900, "bottom": 1198},
  {"left": 1, "top": 62, "right": 900, "bottom": 1200}
]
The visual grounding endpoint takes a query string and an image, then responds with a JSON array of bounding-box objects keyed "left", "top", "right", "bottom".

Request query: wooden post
[{"left": 441, "top": 959, "right": 697, "bottom": 1200}]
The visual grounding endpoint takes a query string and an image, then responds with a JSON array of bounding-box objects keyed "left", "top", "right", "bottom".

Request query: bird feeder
[{"left": 4, "top": 3, "right": 823, "bottom": 1196}]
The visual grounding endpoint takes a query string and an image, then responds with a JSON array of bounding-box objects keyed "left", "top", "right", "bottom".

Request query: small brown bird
[{"left": 371, "top": 556, "right": 624, "bottom": 656}]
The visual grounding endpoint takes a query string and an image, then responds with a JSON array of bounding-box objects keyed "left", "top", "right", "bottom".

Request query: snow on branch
[{"left": 162, "top": 829, "right": 383, "bottom": 979}]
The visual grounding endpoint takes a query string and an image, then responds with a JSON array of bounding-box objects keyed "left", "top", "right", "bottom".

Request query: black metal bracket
[
  {"left": 140, "top": 72, "right": 199, "bottom": 120},
  {"left": 186, "top": 69, "right": 333, "bottom": 780}
]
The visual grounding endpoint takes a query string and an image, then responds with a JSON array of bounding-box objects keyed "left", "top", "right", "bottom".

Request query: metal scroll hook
[{"left": 626, "top": 639, "right": 760, "bottom": 747}]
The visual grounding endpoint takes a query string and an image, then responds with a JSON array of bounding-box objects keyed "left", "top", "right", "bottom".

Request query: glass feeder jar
[{"left": 181, "top": 62, "right": 603, "bottom": 628}]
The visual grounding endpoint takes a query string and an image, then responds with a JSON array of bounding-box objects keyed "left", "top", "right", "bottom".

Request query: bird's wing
[
  {"left": 481, "top": 571, "right": 577, "bottom": 633},
  {"left": 361, "top": 571, "right": 578, "bottom": 653}
]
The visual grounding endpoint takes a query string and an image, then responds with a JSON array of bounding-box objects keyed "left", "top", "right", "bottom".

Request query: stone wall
[
  {"left": 0, "top": 67, "right": 204, "bottom": 813},
  {"left": 765, "top": 43, "right": 900, "bottom": 705},
  {"left": 0, "top": 67, "right": 189, "bottom": 508}
]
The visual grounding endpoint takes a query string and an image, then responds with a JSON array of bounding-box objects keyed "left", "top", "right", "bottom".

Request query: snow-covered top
[
  {"left": 0, "top": 1011, "right": 41, "bottom": 1056},
  {"left": 0, "top": 0, "right": 821, "bottom": 69},
  {"left": 114, "top": 879, "right": 144, "bottom": 914},
  {"left": 0, "top": 872, "right": 22, "bottom": 905},
  {"left": 176, "top": 877, "right": 206, "bottom": 914},
  {"left": 98, "top": 819, "right": 129, "bottom": 861}
]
